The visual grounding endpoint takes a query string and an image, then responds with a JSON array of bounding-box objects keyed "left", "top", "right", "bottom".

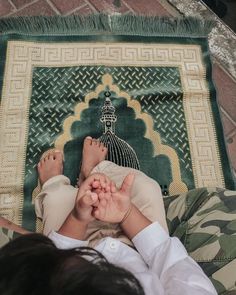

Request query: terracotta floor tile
[
  {"left": 213, "top": 63, "right": 236, "bottom": 121},
  {"left": 221, "top": 111, "right": 236, "bottom": 137},
  {"left": 9, "top": 0, "right": 56, "bottom": 15},
  {"left": 227, "top": 132, "right": 236, "bottom": 172},
  {"left": 0, "top": 0, "right": 15, "bottom": 16},
  {"left": 89, "top": 0, "right": 131, "bottom": 13},
  {"left": 70, "top": 4, "right": 95, "bottom": 15},
  {"left": 124, "top": 0, "right": 170, "bottom": 15},
  {"left": 11, "top": 0, "right": 33, "bottom": 9},
  {"left": 50, "top": 0, "right": 86, "bottom": 15}
]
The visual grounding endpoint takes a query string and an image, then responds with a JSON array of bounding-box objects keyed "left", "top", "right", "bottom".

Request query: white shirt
[{"left": 49, "top": 222, "right": 217, "bottom": 295}]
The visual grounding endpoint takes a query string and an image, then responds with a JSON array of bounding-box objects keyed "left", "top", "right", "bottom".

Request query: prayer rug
[{"left": 0, "top": 15, "right": 235, "bottom": 231}]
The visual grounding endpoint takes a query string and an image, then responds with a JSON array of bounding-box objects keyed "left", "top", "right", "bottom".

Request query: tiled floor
[
  {"left": 0, "top": 0, "right": 171, "bottom": 16},
  {"left": 0, "top": 0, "right": 235, "bottom": 176}
]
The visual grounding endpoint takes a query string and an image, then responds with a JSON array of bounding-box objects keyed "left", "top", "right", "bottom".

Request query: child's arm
[
  {"left": 0, "top": 216, "right": 30, "bottom": 235},
  {"left": 132, "top": 222, "right": 217, "bottom": 294},
  {"left": 58, "top": 190, "right": 98, "bottom": 240},
  {"left": 58, "top": 173, "right": 109, "bottom": 240},
  {"left": 120, "top": 204, "right": 151, "bottom": 239},
  {"left": 94, "top": 175, "right": 217, "bottom": 294}
]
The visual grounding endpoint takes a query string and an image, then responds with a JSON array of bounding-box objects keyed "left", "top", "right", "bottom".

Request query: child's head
[{"left": 0, "top": 233, "right": 144, "bottom": 295}]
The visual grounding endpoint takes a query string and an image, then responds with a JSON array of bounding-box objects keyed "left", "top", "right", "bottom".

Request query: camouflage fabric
[
  {"left": 0, "top": 227, "right": 21, "bottom": 248},
  {"left": 164, "top": 187, "right": 236, "bottom": 294}
]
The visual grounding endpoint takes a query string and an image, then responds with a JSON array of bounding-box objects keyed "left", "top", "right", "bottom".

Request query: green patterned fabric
[
  {"left": 28, "top": 66, "right": 189, "bottom": 187},
  {"left": 164, "top": 188, "right": 236, "bottom": 294},
  {"left": 0, "top": 227, "right": 21, "bottom": 248}
]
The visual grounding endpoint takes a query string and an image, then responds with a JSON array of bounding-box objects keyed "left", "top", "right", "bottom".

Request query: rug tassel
[{"left": 0, "top": 14, "right": 215, "bottom": 37}]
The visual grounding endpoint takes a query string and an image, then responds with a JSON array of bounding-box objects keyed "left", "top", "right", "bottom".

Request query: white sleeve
[
  {"left": 132, "top": 222, "right": 217, "bottom": 295},
  {"left": 48, "top": 231, "right": 89, "bottom": 249}
]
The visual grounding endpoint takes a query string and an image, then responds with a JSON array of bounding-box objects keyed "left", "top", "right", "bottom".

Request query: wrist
[
  {"left": 120, "top": 204, "right": 133, "bottom": 224},
  {"left": 58, "top": 211, "right": 89, "bottom": 240},
  {"left": 71, "top": 208, "right": 91, "bottom": 226},
  {"left": 71, "top": 210, "right": 90, "bottom": 226},
  {"left": 120, "top": 204, "right": 152, "bottom": 240}
]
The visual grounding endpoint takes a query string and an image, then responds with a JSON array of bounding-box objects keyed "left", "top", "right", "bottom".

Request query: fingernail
[{"left": 91, "top": 194, "right": 97, "bottom": 201}]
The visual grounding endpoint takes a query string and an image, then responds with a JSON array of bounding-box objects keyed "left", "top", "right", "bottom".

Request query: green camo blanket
[{"left": 165, "top": 187, "right": 236, "bottom": 294}]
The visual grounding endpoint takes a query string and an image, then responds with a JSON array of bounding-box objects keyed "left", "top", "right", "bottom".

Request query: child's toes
[{"left": 100, "top": 199, "right": 107, "bottom": 207}]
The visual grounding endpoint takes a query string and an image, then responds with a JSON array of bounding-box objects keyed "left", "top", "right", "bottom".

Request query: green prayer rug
[{"left": 0, "top": 15, "right": 235, "bottom": 231}]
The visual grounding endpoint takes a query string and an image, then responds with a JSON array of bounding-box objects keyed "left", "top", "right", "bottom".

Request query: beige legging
[{"left": 35, "top": 160, "right": 168, "bottom": 247}]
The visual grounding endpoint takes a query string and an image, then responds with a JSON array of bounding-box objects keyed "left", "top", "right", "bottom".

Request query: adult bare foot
[
  {"left": 78, "top": 137, "right": 108, "bottom": 186},
  {"left": 37, "top": 150, "right": 63, "bottom": 185}
]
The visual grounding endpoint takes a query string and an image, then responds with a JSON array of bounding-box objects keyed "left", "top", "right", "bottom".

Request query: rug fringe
[{"left": 0, "top": 14, "right": 215, "bottom": 37}]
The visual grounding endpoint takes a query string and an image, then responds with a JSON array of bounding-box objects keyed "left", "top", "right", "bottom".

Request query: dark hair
[{"left": 0, "top": 233, "right": 145, "bottom": 295}]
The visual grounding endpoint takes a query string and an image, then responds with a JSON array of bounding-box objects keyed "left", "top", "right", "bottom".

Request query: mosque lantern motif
[
  {"left": 100, "top": 91, "right": 117, "bottom": 134},
  {"left": 99, "top": 91, "right": 140, "bottom": 170}
]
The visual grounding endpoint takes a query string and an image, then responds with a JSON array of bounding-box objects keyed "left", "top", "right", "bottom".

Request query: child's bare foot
[
  {"left": 78, "top": 137, "right": 108, "bottom": 186},
  {"left": 37, "top": 150, "right": 63, "bottom": 185}
]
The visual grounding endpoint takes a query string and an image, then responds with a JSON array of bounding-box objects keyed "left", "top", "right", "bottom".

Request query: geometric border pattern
[{"left": 0, "top": 41, "right": 225, "bottom": 224}]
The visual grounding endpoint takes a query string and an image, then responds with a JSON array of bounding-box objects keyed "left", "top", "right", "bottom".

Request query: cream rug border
[{"left": 0, "top": 41, "right": 224, "bottom": 225}]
